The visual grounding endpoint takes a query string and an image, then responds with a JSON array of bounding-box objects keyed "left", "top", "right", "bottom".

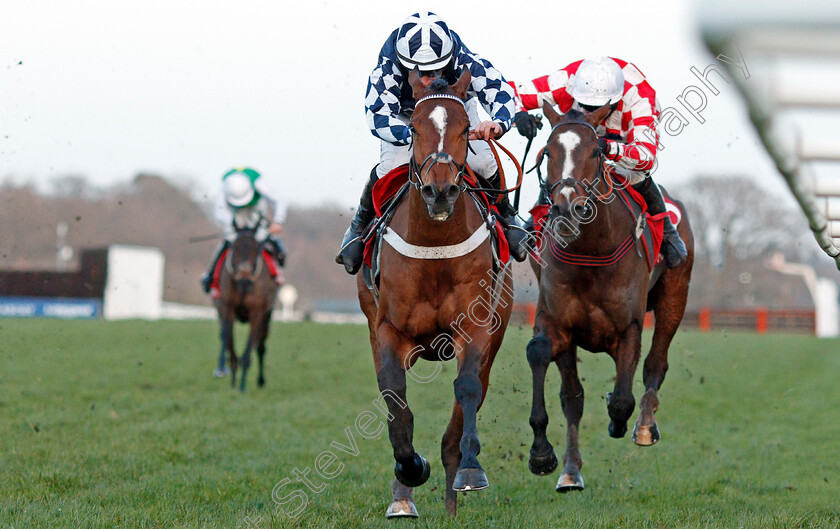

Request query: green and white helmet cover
[{"left": 222, "top": 167, "right": 262, "bottom": 208}]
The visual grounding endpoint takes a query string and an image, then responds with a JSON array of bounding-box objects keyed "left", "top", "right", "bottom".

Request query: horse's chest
[{"left": 544, "top": 282, "right": 643, "bottom": 348}]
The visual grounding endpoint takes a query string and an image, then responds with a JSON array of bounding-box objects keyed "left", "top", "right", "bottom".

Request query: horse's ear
[
  {"left": 408, "top": 67, "right": 426, "bottom": 100},
  {"left": 585, "top": 102, "right": 612, "bottom": 127},
  {"left": 452, "top": 68, "right": 471, "bottom": 100},
  {"left": 542, "top": 101, "right": 561, "bottom": 127}
]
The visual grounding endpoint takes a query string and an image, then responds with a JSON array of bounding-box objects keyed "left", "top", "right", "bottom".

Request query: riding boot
[
  {"left": 632, "top": 177, "right": 688, "bottom": 268},
  {"left": 335, "top": 166, "right": 378, "bottom": 275},
  {"left": 487, "top": 171, "right": 529, "bottom": 262},
  {"left": 201, "top": 239, "right": 230, "bottom": 293},
  {"left": 267, "top": 236, "right": 286, "bottom": 267}
]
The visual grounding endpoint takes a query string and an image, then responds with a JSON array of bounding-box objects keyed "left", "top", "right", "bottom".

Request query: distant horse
[
  {"left": 358, "top": 69, "right": 514, "bottom": 518},
  {"left": 214, "top": 226, "right": 279, "bottom": 391},
  {"left": 525, "top": 103, "right": 694, "bottom": 492}
]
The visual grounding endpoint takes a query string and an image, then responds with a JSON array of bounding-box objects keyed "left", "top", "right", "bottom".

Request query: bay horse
[
  {"left": 213, "top": 223, "right": 279, "bottom": 391},
  {"left": 525, "top": 103, "right": 694, "bottom": 492},
  {"left": 357, "top": 69, "right": 514, "bottom": 518}
]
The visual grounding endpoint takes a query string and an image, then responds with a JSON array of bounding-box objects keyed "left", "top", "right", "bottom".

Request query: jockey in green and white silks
[{"left": 201, "top": 167, "right": 287, "bottom": 294}]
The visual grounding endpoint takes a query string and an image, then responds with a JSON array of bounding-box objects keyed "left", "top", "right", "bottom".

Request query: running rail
[{"left": 702, "top": 22, "right": 840, "bottom": 270}]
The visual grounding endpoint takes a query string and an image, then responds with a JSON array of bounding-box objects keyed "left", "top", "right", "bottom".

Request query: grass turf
[{"left": 1, "top": 319, "right": 839, "bottom": 528}]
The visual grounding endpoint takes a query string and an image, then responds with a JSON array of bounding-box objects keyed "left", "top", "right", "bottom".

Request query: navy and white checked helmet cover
[{"left": 395, "top": 12, "right": 454, "bottom": 71}]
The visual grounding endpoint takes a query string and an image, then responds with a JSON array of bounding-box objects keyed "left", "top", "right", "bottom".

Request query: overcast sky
[{"left": 0, "top": 0, "right": 802, "bottom": 209}]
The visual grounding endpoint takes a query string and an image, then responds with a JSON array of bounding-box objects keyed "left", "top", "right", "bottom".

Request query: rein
[{"left": 531, "top": 120, "right": 613, "bottom": 205}]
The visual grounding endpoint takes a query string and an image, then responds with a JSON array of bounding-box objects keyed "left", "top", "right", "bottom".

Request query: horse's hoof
[
  {"left": 394, "top": 454, "right": 430, "bottom": 488},
  {"left": 528, "top": 449, "right": 559, "bottom": 476},
  {"left": 608, "top": 420, "right": 627, "bottom": 439},
  {"left": 257, "top": 377, "right": 265, "bottom": 388},
  {"left": 213, "top": 368, "right": 228, "bottom": 378},
  {"left": 556, "top": 471, "right": 585, "bottom": 493},
  {"left": 452, "top": 467, "right": 489, "bottom": 492},
  {"left": 632, "top": 422, "right": 660, "bottom": 446},
  {"left": 385, "top": 497, "right": 418, "bottom": 518}
]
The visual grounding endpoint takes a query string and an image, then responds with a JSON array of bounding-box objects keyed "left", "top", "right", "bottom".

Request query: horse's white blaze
[
  {"left": 555, "top": 130, "right": 581, "bottom": 203},
  {"left": 560, "top": 186, "right": 575, "bottom": 201},
  {"left": 557, "top": 130, "right": 581, "bottom": 181},
  {"left": 429, "top": 105, "right": 447, "bottom": 152}
]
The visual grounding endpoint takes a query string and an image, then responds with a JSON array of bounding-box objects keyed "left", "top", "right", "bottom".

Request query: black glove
[
  {"left": 598, "top": 137, "right": 609, "bottom": 153},
  {"left": 514, "top": 111, "right": 541, "bottom": 139}
]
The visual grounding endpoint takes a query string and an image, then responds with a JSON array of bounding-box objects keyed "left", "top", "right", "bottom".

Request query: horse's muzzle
[
  {"left": 549, "top": 204, "right": 583, "bottom": 240},
  {"left": 421, "top": 183, "right": 460, "bottom": 221}
]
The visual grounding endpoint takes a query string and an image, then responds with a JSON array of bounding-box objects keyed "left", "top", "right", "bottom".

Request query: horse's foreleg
[
  {"left": 239, "top": 315, "right": 265, "bottom": 392},
  {"left": 634, "top": 273, "right": 689, "bottom": 446},
  {"left": 451, "top": 348, "right": 488, "bottom": 493},
  {"left": 376, "top": 330, "right": 430, "bottom": 495},
  {"left": 220, "top": 316, "right": 237, "bottom": 387},
  {"left": 607, "top": 322, "right": 642, "bottom": 439},
  {"left": 214, "top": 318, "right": 230, "bottom": 377},
  {"left": 556, "top": 344, "right": 585, "bottom": 492},
  {"left": 526, "top": 332, "right": 559, "bottom": 476},
  {"left": 257, "top": 312, "right": 272, "bottom": 388}
]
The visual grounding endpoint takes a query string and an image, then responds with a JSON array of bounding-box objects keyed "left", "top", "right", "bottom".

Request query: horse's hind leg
[
  {"left": 634, "top": 270, "right": 690, "bottom": 446},
  {"left": 441, "top": 400, "right": 464, "bottom": 515},
  {"left": 607, "top": 322, "right": 642, "bottom": 439},
  {"left": 555, "top": 343, "right": 585, "bottom": 492},
  {"left": 385, "top": 479, "right": 418, "bottom": 518},
  {"left": 526, "top": 331, "right": 559, "bottom": 476}
]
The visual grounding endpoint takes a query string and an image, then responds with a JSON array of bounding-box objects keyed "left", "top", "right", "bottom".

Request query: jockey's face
[{"left": 577, "top": 101, "right": 617, "bottom": 120}]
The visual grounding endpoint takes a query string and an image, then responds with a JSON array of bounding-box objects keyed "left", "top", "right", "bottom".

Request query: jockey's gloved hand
[
  {"left": 514, "top": 111, "right": 541, "bottom": 139},
  {"left": 598, "top": 137, "right": 610, "bottom": 154}
]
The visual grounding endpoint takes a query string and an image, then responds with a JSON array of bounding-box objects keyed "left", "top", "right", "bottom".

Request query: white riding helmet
[
  {"left": 395, "top": 12, "right": 455, "bottom": 72},
  {"left": 569, "top": 57, "right": 625, "bottom": 107},
  {"left": 223, "top": 171, "right": 256, "bottom": 207}
]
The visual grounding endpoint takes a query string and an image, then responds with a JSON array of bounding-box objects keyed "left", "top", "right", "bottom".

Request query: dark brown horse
[
  {"left": 357, "top": 69, "right": 514, "bottom": 518},
  {"left": 525, "top": 103, "right": 694, "bottom": 492},
  {"left": 214, "top": 227, "right": 279, "bottom": 391}
]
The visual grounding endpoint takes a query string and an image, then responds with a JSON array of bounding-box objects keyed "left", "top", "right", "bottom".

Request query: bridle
[
  {"left": 408, "top": 93, "right": 471, "bottom": 192},
  {"left": 532, "top": 120, "right": 613, "bottom": 207},
  {"left": 224, "top": 226, "right": 263, "bottom": 280}
]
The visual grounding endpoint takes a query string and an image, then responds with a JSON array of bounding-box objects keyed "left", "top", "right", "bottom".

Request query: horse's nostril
[
  {"left": 421, "top": 185, "right": 436, "bottom": 201},
  {"left": 550, "top": 204, "right": 562, "bottom": 217},
  {"left": 444, "top": 184, "right": 460, "bottom": 202}
]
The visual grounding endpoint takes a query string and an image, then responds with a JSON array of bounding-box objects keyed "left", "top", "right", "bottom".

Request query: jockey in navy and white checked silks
[
  {"left": 365, "top": 13, "right": 515, "bottom": 180},
  {"left": 336, "top": 12, "right": 529, "bottom": 275},
  {"left": 365, "top": 26, "right": 515, "bottom": 149}
]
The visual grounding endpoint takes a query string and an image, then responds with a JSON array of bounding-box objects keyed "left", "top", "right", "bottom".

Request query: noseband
[
  {"left": 225, "top": 230, "right": 263, "bottom": 280},
  {"left": 532, "top": 120, "right": 612, "bottom": 206},
  {"left": 408, "top": 93, "right": 470, "bottom": 192}
]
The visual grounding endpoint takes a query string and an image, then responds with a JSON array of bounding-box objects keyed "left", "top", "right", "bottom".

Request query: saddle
[
  {"left": 529, "top": 171, "right": 681, "bottom": 271},
  {"left": 361, "top": 164, "right": 510, "bottom": 298},
  {"left": 209, "top": 245, "right": 281, "bottom": 299}
]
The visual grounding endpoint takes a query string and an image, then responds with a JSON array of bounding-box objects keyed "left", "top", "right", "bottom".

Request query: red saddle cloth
[
  {"left": 530, "top": 173, "right": 678, "bottom": 269},
  {"left": 363, "top": 164, "right": 510, "bottom": 266},
  {"left": 210, "top": 247, "right": 281, "bottom": 298}
]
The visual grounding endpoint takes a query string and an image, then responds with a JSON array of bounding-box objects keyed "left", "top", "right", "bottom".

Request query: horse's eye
[{"left": 463, "top": 126, "right": 469, "bottom": 136}]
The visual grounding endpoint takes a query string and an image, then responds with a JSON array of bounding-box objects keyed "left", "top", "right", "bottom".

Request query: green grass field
[{"left": 2, "top": 319, "right": 839, "bottom": 528}]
